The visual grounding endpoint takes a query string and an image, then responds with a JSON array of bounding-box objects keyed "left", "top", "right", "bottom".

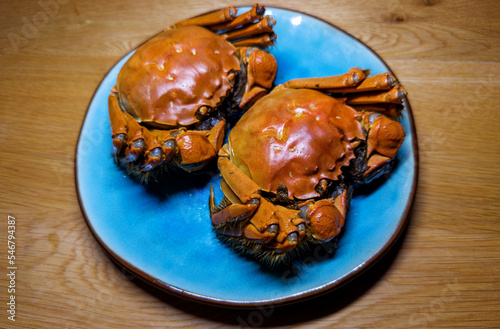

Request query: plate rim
[{"left": 75, "top": 5, "right": 419, "bottom": 308}]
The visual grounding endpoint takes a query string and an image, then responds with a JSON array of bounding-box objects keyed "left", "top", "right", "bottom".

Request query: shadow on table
[{"left": 115, "top": 207, "right": 413, "bottom": 327}]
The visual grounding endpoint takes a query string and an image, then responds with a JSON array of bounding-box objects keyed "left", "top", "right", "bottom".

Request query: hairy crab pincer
[
  {"left": 108, "top": 4, "right": 278, "bottom": 181},
  {"left": 210, "top": 68, "right": 407, "bottom": 265}
]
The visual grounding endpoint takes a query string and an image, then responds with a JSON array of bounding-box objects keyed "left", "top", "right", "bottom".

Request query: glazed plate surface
[{"left": 76, "top": 7, "right": 418, "bottom": 306}]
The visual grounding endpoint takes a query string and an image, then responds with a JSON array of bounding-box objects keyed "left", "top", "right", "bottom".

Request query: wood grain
[{"left": 1, "top": 0, "right": 499, "bottom": 328}]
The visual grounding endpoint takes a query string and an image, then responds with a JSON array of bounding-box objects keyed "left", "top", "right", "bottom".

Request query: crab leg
[
  {"left": 210, "top": 189, "right": 259, "bottom": 226},
  {"left": 173, "top": 5, "right": 276, "bottom": 47},
  {"left": 368, "top": 115, "right": 405, "bottom": 165},
  {"left": 171, "top": 7, "right": 236, "bottom": 29},
  {"left": 211, "top": 157, "right": 276, "bottom": 240},
  {"left": 346, "top": 85, "right": 407, "bottom": 105},
  {"left": 206, "top": 119, "right": 226, "bottom": 152},
  {"left": 299, "top": 189, "right": 349, "bottom": 242},
  {"left": 109, "top": 93, "right": 170, "bottom": 172},
  {"left": 212, "top": 156, "right": 306, "bottom": 250},
  {"left": 231, "top": 34, "right": 276, "bottom": 47},
  {"left": 109, "top": 102, "right": 224, "bottom": 174},
  {"left": 283, "top": 68, "right": 367, "bottom": 89},
  {"left": 351, "top": 103, "right": 404, "bottom": 118},
  {"left": 108, "top": 94, "right": 127, "bottom": 158},
  {"left": 224, "top": 16, "right": 276, "bottom": 41},
  {"left": 141, "top": 128, "right": 163, "bottom": 172},
  {"left": 151, "top": 130, "right": 177, "bottom": 164},
  {"left": 266, "top": 206, "right": 308, "bottom": 252},
  {"left": 238, "top": 48, "right": 278, "bottom": 107},
  {"left": 173, "top": 120, "right": 226, "bottom": 172},
  {"left": 290, "top": 70, "right": 406, "bottom": 162},
  {"left": 325, "top": 72, "right": 397, "bottom": 93},
  {"left": 361, "top": 113, "right": 405, "bottom": 178},
  {"left": 217, "top": 156, "right": 261, "bottom": 204},
  {"left": 121, "top": 112, "right": 146, "bottom": 163},
  {"left": 210, "top": 4, "right": 265, "bottom": 30}
]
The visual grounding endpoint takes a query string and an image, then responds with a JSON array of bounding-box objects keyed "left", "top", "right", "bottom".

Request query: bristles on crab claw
[
  {"left": 213, "top": 232, "right": 313, "bottom": 268},
  {"left": 209, "top": 185, "right": 233, "bottom": 217},
  {"left": 210, "top": 190, "right": 312, "bottom": 267}
]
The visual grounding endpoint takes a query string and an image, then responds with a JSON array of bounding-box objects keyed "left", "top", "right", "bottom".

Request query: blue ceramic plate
[{"left": 76, "top": 7, "right": 418, "bottom": 306}]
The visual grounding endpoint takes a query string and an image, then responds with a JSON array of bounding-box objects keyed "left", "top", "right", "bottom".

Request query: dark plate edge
[{"left": 74, "top": 5, "right": 419, "bottom": 309}]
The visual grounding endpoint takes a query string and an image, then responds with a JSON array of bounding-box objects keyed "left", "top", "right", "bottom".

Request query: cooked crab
[
  {"left": 108, "top": 4, "right": 278, "bottom": 180},
  {"left": 210, "top": 68, "right": 407, "bottom": 265}
]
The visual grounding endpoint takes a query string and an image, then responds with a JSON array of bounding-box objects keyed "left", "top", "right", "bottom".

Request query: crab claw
[
  {"left": 124, "top": 138, "right": 145, "bottom": 163},
  {"left": 121, "top": 113, "right": 147, "bottom": 164},
  {"left": 108, "top": 94, "right": 127, "bottom": 158},
  {"left": 238, "top": 47, "right": 278, "bottom": 108},
  {"left": 174, "top": 119, "right": 226, "bottom": 172},
  {"left": 108, "top": 93, "right": 149, "bottom": 164},
  {"left": 363, "top": 113, "right": 405, "bottom": 178},
  {"left": 108, "top": 92, "right": 226, "bottom": 178},
  {"left": 139, "top": 128, "right": 163, "bottom": 172},
  {"left": 299, "top": 189, "right": 349, "bottom": 242},
  {"left": 141, "top": 148, "right": 163, "bottom": 172},
  {"left": 261, "top": 207, "right": 306, "bottom": 253},
  {"left": 211, "top": 155, "right": 307, "bottom": 254}
]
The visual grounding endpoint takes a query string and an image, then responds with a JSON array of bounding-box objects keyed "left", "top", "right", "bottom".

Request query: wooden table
[{"left": 1, "top": 0, "right": 499, "bottom": 327}]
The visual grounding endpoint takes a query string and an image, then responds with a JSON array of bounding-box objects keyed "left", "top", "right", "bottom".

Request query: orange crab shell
[
  {"left": 228, "top": 88, "right": 365, "bottom": 200},
  {"left": 116, "top": 26, "right": 241, "bottom": 127}
]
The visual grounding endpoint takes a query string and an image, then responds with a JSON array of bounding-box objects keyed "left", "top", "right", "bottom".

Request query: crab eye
[
  {"left": 267, "top": 224, "right": 278, "bottom": 236},
  {"left": 315, "top": 179, "right": 330, "bottom": 196},
  {"left": 276, "top": 184, "right": 289, "bottom": 203},
  {"left": 196, "top": 106, "right": 210, "bottom": 119},
  {"left": 227, "top": 71, "right": 236, "bottom": 83}
]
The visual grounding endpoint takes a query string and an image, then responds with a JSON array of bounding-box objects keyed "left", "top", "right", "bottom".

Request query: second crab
[
  {"left": 210, "top": 68, "right": 407, "bottom": 265},
  {"left": 108, "top": 4, "right": 278, "bottom": 181}
]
